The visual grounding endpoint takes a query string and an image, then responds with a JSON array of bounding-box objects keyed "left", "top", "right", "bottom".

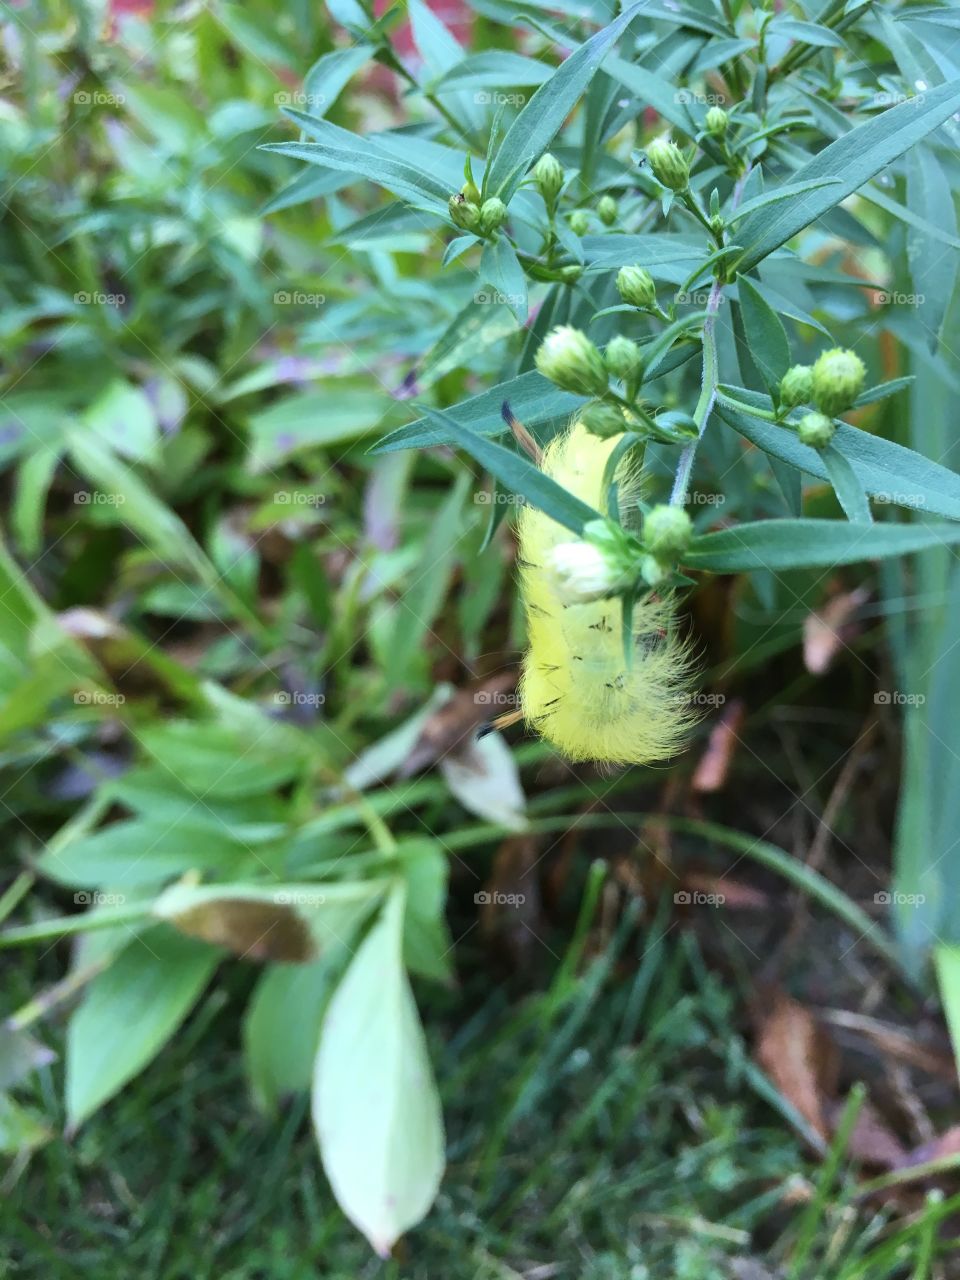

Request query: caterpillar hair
[{"left": 516, "top": 420, "right": 697, "bottom": 766}]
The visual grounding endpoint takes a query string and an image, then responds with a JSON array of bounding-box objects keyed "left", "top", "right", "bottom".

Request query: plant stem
[{"left": 670, "top": 165, "right": 753, "bottom": 506}]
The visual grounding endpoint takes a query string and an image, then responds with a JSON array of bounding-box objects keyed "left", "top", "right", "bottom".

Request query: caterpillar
[{"left": 516, "top": 420, "right": 697, "bottom": 767}]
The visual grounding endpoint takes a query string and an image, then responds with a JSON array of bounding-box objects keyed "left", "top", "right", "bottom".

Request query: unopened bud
[
  {"left": 461, "top": 178, "right": 481, "bottom": 205},
  {"left": 559, "top": 264, "right": 583, "bottom": 284},
  {"left": 533, "top": 152, "right": 564, "bottom": 206},
  {"left": 797, "top": 411, "right": 836, "bottom": 450},
  {"left": 705, "top": 106, "right": 728, "bottom": 137},
  {"left": 617, "top": 264, "right": 657, "bottom": 310},
  {"left": 479, "top": 197, "right": 508, "bottom": 236},
  {"left": 604, "top": 335, "right": 643, "bottom": 384},
  {"left": 597, "top": 194, "right": 618, "bottom": 226},
  {"left": 547, "top": 533, "right": 633, "bottom": 604},
  {"left": 644, "top": 504, "right": 693, "bottom": 561},
  {"left": 646, "top": 137, "right": 689, "bottom": 192},
  {"left": 580, "top": 402, "right": 627, "bottom": 439},
  {"left": 535, "top": 326, "right": 609, "bottom": 398},
  {"left": 569, "top": 209, "right": 590, "bottom": 236},
  {"left": 778, "top": 364, "right": 812, "bottom": 409},
  {"left": 449, "top": 194, "right": 480, "bottom": 232},
  {"left": 811, "top": 347, "right": 866, "bottom": 416}
]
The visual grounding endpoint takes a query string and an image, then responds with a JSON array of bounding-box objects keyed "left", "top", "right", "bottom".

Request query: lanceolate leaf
[
  {"left": 734, "top": 81, "right": 960, "bottom": 273},
  {"left": 419, "top": 407, "right": 600, "bottom": 534},
  {"left": 736, "top": 276, "right": 790, "bottom": 401},
  {"left": 718, "top": 400, "right": 960, "bottom": 521},
  {"left": 822, "top": 445, "right": 873, "bottom": 523},
  {"left": 66, "top": 927, "right": 219, "bottom": 1127},
  {"left": 484, "top": 1, "right": 649, "bottom": 201},
  {"left": 313, "top": 884, "right": 444, "bottom": 1256},
  {"left": 686, "top": 519, "right": 960, "bottom": 573}
]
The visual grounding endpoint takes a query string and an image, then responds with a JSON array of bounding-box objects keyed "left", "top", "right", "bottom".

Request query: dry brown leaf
[
  {"left": 803, "top": 586, "right": 869, "bottom": 675},
  {"left": 826, "top": 1096, "right": 908, "bottom": 1170},
  {"left": 754, "top": 989, "right": 838, "bottom": 1142},
  {"left": 400, "top": 672, "right": 516, "bottom": 776},
  {"left": 691, "top": 698, "right": 745, "bottom": 793}
]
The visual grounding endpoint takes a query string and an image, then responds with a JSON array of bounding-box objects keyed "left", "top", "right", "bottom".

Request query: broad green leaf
[
  {"left": 244, "top": 960, "right": 339, "bottom": 1113},
  {"left": 736, "top": 276, "right": 790, "bottom": 400},
  {"left": 822, "top": 445, "right": 872, "bottom": 523},
  {"left": 735, "top": 80, "right": 960, "bottom": 273},
  {"left": 302, "top": 44, "right": 376, "bottom": 117},
  {"left": 433, "top": 51, "right": 554, "bottom": 92},
  {"left": 398, "top": 841, "right": 453, "bottom": 983},
  {"left": 0, "top": 1096, "right": 50, "bottom": 1155},
  {"left": 718, "top": 399, "right": 960, "bottom": 521},
  {"left": 480, "top": 236, "right": 528, "bottom": 322},
  {"left": 484, "top": 1, "right": 647, "bottom": 201},
  {"left": 247, "top": 388, "right": 389, "bottom": 471},
  {"left": 66, "top": 927, "right": 219, "bottom": 1126},
  {"left": 420, "top": 407, "right": 600, "bottom": 534},
  {"left": 686, "top": 518, "right": 960, "bottom": 572},
  {"left": 83, "top": 380, "right": 158, "bottom": 464},
  {"left": 313, "top": 885, "right": 444, "bottom": 1256},
  {"left": 138, "top": 720, "right": 311, "bottom": 798}
]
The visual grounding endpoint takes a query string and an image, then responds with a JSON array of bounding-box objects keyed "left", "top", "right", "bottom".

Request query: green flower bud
[
  {"left": 449, "top": 193, "right": 480, "bottom": 232},
  {"left": 644, "top": 504, "right": 693, "bottom": 561},
  {"left": 535, "top": 326, "right": 609, "bottom": 398},
  {"left": 461, "top": 178, "right": 481, "bottom": 205},
  {"left": 604, "top": 335, "right": 643, "bottom": 384},
  {"left": 705, "top": 106, "right": 728, "bottom": 138},
  {"left": 640, "top": 553, "right": 668, "bottom": 588},
  {"left": 617, "top": 264, "right": 657, "bottom": 310},
  {"left": 580, "top": 402, "right": 627, "bottom": 439},
  {"left": 559, "top": 264, "right": 583, "bottom": 284},
  {"left": 548, "top": 518, "right": 638, "bottom": 603},
  {"left": 478, "top": 196, "right": 508, "bottom": 236},
  {"left": 569, "top": 209, "right": 590, "bottom": 236},
  {"left": 533, "top": 152, "right": 564, "bottom": 206},
  {"left": 797, "top": 411, "right": 836, "bottom": 450},
  {"left": 646, "top": 137, "right": 689, "bottom": 192},
  {"left": 779, "top": 364, "right": 813, "bottom": 409},
  {"left": 597, "top": 194, "right": 618, "bottom": 226},
  {"left": 811, "top": 347, "right": 866, "bottom": 416}
]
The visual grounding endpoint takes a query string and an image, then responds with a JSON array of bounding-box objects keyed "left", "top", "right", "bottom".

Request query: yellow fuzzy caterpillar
[{"left": 517, "top": 421, "right": 697, "bottom": 766}]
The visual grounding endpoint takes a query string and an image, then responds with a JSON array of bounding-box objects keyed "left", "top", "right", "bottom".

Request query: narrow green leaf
[
  {"left": 480, "top": 237, "right": 528, "bottom": 322},
  {"left": 419, "top": 407, "right": 600, "bottom": 534},
  {"left": 244, "top": 961, "right": 338, "bottom": 1114},
  {"left": 433, "top": 51, "right": 554, "bottom": 91},
  {"left": 934, "top": 947, "right": 960, "bottom": 1079},
  {"left": 735, "top": 81, "right": 960, "bottom": 272},
  {"left": 686, "top": 518, "right": 960, "bottom": 572},
  {"left": 485, "top": 1, "right": 647, "bottom": 201},
  {"left": 725, "top": 177, "right": 843, "bottom": 225},
  {"left": 736, "top": 275, "right": 791, "bottom": 399},
  {"left": 769, "top": 16, "right": 846, "bottom": 46},
  {"left": 313, "top": 885, "right": 444, "bottom": 1257},
  {"left": 822, "top": 444, "right": 873, "bottom": 523},
  {"left": 66, "top": 928, "right": 219, "bottom": 1127},
  {"left": 302, "top": 45, "right": 376, "bottom": 117}
]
